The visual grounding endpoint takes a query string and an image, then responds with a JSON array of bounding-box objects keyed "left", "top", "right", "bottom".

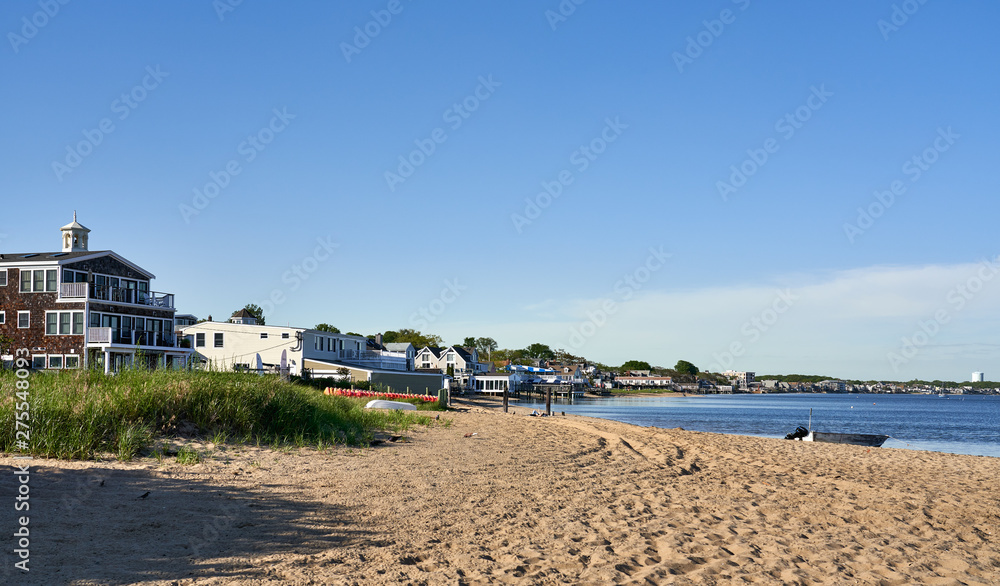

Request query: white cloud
[{"left": 439, "top": 258, "right": 1000, "bottom": 381}]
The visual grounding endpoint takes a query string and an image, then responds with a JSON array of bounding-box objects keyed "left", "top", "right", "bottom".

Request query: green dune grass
[{"left": 0, "top": 368, "right": 438, "bottom": 460}]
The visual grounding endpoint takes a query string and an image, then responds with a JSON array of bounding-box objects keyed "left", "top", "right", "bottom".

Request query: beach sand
[{"left": 2, "top": 398, "right": 999, "bottom": 585}]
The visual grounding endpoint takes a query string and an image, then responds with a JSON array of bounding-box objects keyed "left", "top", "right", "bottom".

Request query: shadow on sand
[{"left": 0, "top": 462, "right": 371, "bottom": 585}]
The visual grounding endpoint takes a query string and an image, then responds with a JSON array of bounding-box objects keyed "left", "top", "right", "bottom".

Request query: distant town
[{"left": 2, "top": 214, "right": 997, "bottom": 398}]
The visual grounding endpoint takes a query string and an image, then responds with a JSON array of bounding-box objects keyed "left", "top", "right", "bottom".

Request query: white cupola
[{"left": 60, "top": 211, "right": 91, "bottom": 252}]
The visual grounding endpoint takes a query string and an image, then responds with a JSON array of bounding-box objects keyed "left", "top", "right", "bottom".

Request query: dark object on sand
[{"left": 785, "top": 426, "right": 809, "bottom": 440}]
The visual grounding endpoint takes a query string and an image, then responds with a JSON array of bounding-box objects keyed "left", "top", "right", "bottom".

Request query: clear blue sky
[{"left": 3, "top": 1, "right": 999, "bottom": 381}]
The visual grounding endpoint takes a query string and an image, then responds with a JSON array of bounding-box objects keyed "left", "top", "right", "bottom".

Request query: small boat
[
  {"left": 364, "top": 399, "right": 416, "bottom": 411},
  {"left": 783, "top": 409, "right": 889, "bottom": 447},
  {"left": 784, "top": 426, "right": 889, "bottom": 447}
]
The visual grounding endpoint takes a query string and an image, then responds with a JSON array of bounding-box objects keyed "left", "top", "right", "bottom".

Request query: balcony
[
  {"left": 335, "top": 349, "right": 409, "bottom": 372},
  {"left": 61, "top": 283, "right": 174, "bottom": 309},
  {"left": 88, "top": 327, "right": 178, "bottom": 348}
]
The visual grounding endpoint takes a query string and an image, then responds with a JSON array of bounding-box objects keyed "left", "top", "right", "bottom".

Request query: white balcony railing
[
  {"left": 61, "top": 284, "right": 174, "bottom": 309},
  {"left": 60, "top": 283, "right": 88, "bottom": 298},
  {"left": 87, "top": 327, "right": 177, "bottom": 348},
  {"left": 89, "top": 327, "right": 111, "bottom": 344}
]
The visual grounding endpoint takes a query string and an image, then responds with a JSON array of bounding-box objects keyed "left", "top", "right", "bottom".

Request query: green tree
[
  {"left": 462, "top": 337, "right": 477, "bottom": 348},
  {"left": 476, "top": 337, "right": 498, "bottom": 361},
  {"left": 674, "top": 360, "right": 699, "bottom": 376},
  {"left": 383, "top": 329, "right": 443, "bottom": 348},
  {"left": 524, "top": 343, "right": 555, "bottom": 361},
  {"left": 314, "top": 323, "right": 341, "bottom": 333},
  {"left": 620, "top": 360, "right": 652, "bottom": 372},
  {"left": 241, "top": 303, "right": 265, "bottom": 325}
]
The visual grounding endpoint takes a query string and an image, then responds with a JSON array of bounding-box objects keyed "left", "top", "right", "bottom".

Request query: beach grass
[{"left": 0, "top": 368, "right": 436, "bottom": 460}]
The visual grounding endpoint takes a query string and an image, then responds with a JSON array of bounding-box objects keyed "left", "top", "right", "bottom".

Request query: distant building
[
  {"left": 615, "top": 375, "right": 673, "bottom": 388},
  {"left": 723, "top": 370, "right": 755, "bottom": 387},
  {"left": 972, "top": 371, "right": 985, "bottom": 382}
]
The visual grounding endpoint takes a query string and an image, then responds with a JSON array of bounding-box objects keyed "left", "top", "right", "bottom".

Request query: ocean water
[{"left": 511, "top": 393, "right": 1000, "bottom": 458}]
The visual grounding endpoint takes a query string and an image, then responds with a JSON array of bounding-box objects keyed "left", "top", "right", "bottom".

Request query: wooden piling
[{"left": 545, "top": 387, "right": 552, "bottom": 416}]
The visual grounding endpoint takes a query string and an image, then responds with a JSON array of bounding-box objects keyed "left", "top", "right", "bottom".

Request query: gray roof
[
  {"left": 0, "top": 250, "right": 107, "bottom": 263},
  {"left": 385, "top": 342, "right": 414, "bottom": 352}
]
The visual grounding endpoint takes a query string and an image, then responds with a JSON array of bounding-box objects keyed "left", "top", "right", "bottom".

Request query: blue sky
[{"left": 3, "top": 0, "right": 999, "bottom": 380}]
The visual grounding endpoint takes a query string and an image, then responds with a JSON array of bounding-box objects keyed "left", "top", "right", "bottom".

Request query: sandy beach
[{"left": 3, "top": 398, "right": 999, "bottom": 585}]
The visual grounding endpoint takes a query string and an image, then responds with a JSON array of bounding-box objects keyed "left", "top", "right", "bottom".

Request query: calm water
[{"left": 512, "top": 393, "right": 1000, "bottom": 458}]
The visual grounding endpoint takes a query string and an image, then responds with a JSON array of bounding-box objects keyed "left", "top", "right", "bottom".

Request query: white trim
[
  {"left": 17, "top": 311, "right": 30, "bottom": 329},
  {"left": 0, "top": 268, "right": 6, "bottom": 287},
  {"left": 0, "top": 311, "right": 4, "bottom": 325}
]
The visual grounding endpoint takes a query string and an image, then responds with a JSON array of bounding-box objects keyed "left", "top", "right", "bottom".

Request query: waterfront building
[{"left": 0, "top": 214, "right": 192, "bottom": 373}]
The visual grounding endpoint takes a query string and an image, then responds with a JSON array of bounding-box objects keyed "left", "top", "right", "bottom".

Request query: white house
[
  {"left": 180, "top": 321, "right": 443, "bottom": 393},
  {"left": 615, "top": 375, "right": 673, "bottom": 388},
  {"left": 415, "top": 345, "right": 489, "bottom": 389},
  {"left": 473, "top": 371, "right": 529, "bottom": 394}
]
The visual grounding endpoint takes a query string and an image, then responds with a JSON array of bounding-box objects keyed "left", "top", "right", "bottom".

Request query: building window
[
  {"left": 18, "top": 311, "right": 29, "bottom": 329},
  {"left": 282, "top": 332, "right": 289, "bottom": 339},
  {"left": 45, "top": 311, "right": 84, "bottom": 335},
  {"left": 65, "top": 355, "right": 79, "bottom": 369},
  {"left": 196, "top": 333, "right": 205, "bottom": 347},
  {"left": 20, "top": 269, "right": 58, "bottom": 293},
  {"left": 214, "top": 333, "right": 224, "bottom": 348},
  {"left": 0, "top": 311, "right": 4, "bottom": 325},
  {"left": 260, "top": 332, "right": 268, "bottom": 339},
  {"left": 31, "top": 356, "right": 45, "bottom": 369},
  {"left": 48, "top": 355, "right": 63, "bottom": 369},
  {"left": 0, "top": 269, "right": 6, "bottom": 287}
]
